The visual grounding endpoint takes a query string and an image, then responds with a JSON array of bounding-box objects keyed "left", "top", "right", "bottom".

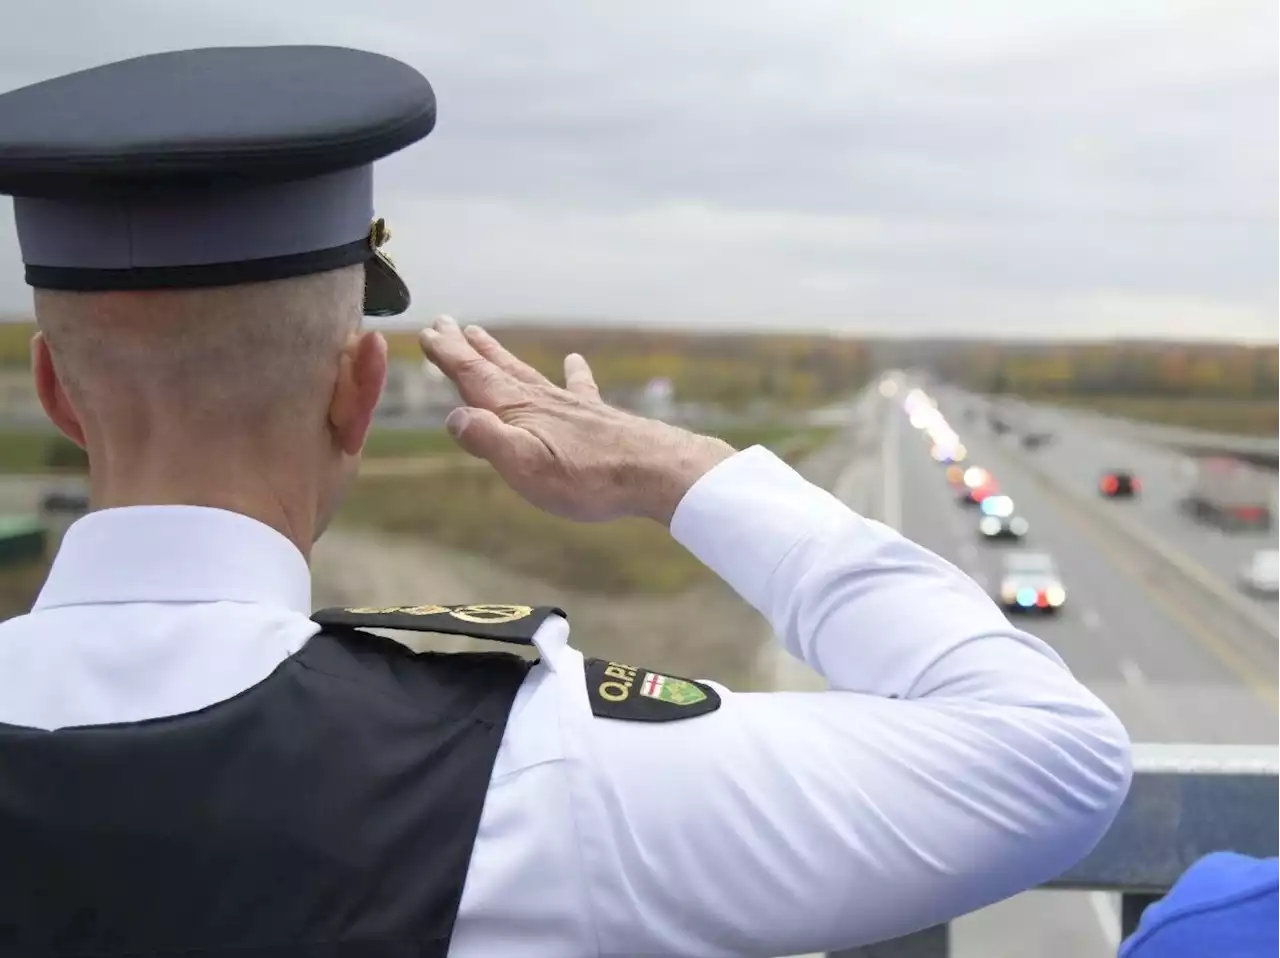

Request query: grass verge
[
  {"left": 337, "top": 422, "right": 838, "bottom": 594},
  {"left": 0, "top": 430, "right": 88, "bottom": 475},
  {"left": 1024, "top": 394, "right": 1277, "bottom": 437}
]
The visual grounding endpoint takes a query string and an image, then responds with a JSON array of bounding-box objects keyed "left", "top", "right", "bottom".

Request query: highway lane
[
  {"left": 943, "top": 390, "right": 1278, "bottom": 615},
  {"left": 897, "top": 408, "right": 1278, "bottom": 745},
  {"left": 882, "top": 391, "right": 1278, "bottom": 958}
]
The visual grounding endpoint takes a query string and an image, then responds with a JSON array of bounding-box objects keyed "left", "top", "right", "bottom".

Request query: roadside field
[
  {"left": 337, "top": 423, "right": 838, "bottom": 594},
  {"left": 1025, "top": 394, "right": 1277, "bottom": 437}
]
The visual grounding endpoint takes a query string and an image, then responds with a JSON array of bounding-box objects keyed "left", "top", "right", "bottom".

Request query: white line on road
[
  {"left": 1088, "top": 891, "right": 1122, "bottom": 951},
  {"left": 881, "top": 398, "right": 902, "bottom": 530},
  {"left": 832, "top": 459, "right": 861, "bottom": 506},
  {"left": 1119, "top": 658, "right": 1147, "bottom": 688},
  {"left": 1082, "top": 608, "right": 1103, "bottom": 633}
]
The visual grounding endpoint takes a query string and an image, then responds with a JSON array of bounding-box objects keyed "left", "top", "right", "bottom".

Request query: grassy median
[{"left": 1028, "top": 395, "right": 1277, "bottom": 437}]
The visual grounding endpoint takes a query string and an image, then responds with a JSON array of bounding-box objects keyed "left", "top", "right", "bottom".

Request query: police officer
[{"left": 0, "top": 47, "right": 1131, "bottom": 957}]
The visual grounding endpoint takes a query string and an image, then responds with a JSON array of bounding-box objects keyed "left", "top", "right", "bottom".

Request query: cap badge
[{"left": 368, "top": 216, "right": 396, "bottom": 267}]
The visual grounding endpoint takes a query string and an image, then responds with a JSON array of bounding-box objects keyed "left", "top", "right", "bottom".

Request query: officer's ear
[
  {"left": 30, "top": 330, "right": 86, "bottom": 449},
  {"left": 330, "top": 329, "right": 387, "bottom": 457}
]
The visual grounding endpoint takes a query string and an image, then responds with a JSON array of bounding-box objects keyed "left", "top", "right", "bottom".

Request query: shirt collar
[{"left": 34, "top": 505, "right": 312, "bottom": 616}]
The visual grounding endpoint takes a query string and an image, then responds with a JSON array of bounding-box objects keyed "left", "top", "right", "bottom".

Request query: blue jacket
[{"left": 1120, "top": 852, "right": 1279, "bottom": 957}]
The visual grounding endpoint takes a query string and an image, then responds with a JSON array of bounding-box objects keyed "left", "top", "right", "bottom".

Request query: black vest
[{"left": 0, "top": 626, "right": 534, "bottom": 957}]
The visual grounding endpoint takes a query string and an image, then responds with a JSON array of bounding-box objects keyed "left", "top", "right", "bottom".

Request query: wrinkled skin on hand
[{"left": 418, "top": 316, "right": 734, "bottom": 526}]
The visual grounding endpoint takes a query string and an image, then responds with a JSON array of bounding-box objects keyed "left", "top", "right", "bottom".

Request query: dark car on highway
[
  {"left": 1099, "top": 470, "right": 1140, "bottom": 498},
  {"left": 40, "top": 483, "right": 91, "bottom": 516}
]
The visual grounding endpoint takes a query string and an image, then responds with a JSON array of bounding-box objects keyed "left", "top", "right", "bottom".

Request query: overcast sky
[{"left": 0, "top": 0, "right": 1275, "bottom": 340}]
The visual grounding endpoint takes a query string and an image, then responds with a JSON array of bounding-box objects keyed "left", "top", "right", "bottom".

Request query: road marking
[
  {"left": 881, "top": 399, "right": 902, "bottom": 530},
  {"left": 832, "top": 459, "right": 861, "bottom": 506},
  {"left": 1119, "top": 657, "right": 1147, "bottom": 688},
  {"left": 1082, "top": 608, "right": 1103, "bottom": 633},
  {"left": 1088, "top": 891, "right": 1121, "bottom": 951}
]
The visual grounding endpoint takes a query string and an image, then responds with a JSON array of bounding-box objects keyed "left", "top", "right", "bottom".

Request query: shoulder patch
[
  {"left": 311, "top": 604, "right": 565, "bottom": 646},
  {"left": 583, "top": 657, "right": 721, "bottom": 722}
]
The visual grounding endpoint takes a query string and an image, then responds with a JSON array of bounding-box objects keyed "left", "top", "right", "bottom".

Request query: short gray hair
[{"left": 34, "top": 265, "right": 364, "bottom": 435}]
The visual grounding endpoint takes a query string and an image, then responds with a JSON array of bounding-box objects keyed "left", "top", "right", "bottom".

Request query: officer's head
[{"left": 0, "top": 46, "right": 436, "bottom": 548}]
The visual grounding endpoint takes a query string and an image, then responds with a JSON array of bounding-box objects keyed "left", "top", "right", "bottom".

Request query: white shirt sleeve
[{"left": 554, "top": 446, "right": 1132, "bottom": 957}]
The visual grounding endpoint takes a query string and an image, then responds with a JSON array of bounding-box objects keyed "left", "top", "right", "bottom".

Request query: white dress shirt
[{"left": 0, "top": 446, "right": 1132, "bottom": 957}]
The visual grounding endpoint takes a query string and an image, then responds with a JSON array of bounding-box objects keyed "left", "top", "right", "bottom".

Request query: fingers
[
  {"left": 463, "top": 325, "right": 549, "bottom": 386},
  {"left": 446, "top": 406, "right": 544, "bottom": 468},
  {"left": 564, "top": 353, "right": 600, "bottom": 399},
  {"left": 420, "top": 316, "right": 524, "bottom": 410}
]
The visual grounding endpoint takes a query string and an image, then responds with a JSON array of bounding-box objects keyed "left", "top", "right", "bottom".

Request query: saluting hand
[{"left": 419, "top": 316, "right": 733, "bottom": 526}]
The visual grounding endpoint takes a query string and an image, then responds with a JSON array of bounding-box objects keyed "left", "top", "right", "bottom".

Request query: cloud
[{"left": 0, "top": 0, "right": 1275, "bottom": 340}]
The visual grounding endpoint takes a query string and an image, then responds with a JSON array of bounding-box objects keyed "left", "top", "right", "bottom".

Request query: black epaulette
[{"left": 311, "top": 604, "right": 566, "bottom": 647}]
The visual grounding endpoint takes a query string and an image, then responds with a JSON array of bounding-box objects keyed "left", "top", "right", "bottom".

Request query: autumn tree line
[
  {"left": 917, "top": 340, "right": 1278, "bottom": 400},
  {"left": 386, "top": 326, "right": 874, "bottom": 410},
  {"left": 0, "top": 319, "right": 1274, "bottom": 410}
]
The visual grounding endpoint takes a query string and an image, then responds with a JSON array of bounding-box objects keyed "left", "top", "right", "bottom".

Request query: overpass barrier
[{"left": 828, "top": 743, "right": 1279, "bottom": 957}]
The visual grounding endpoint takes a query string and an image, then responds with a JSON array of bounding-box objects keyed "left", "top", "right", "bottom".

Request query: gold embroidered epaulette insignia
[{"left": 311, "top": 604, "right": 566, "bottom": 646}]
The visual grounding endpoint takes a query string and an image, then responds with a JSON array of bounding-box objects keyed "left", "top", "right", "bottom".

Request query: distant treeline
[
  {"left": 388, "top": 326, "right": 874, "bottom": 410},
  {"left": 0, "top": 317, "right": 1275, "bottom": 407},
  {"left": 917, "top": 341, "right": 1278, "bottom": 399},
  {"left": 0, "top": 320, "right": 874, "bottom": 411}
]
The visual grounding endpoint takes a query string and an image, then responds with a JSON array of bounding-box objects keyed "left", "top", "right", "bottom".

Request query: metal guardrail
[{"left": 829, "top": 743, "right": 1279, "bottom": 957}]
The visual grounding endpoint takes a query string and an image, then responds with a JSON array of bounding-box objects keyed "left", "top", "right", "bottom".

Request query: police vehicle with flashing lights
[
  {"left": 958, "top": 467, "right": 998, "bottom": 506},
  {"left": 977, "top": 495, "right": 1029, "bottom": 541},
  {"left": 997, "top": 552, "right": 1066, "bottom": 615}
]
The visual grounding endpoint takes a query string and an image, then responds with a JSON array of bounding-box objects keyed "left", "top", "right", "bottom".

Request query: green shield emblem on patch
[{"left": 639, "top": 672, "right": 707, "bottom": 706}]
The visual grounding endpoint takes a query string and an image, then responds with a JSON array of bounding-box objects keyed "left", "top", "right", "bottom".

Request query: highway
[
  {"left": 863, "top": 382, "right": 1277, "bottom": 958},
  {"left": 950, "top": 391, "right": 1279, "bottom": 621},
  {"left": 893, "top": 397, "right": 1277, "bottom": 746}
]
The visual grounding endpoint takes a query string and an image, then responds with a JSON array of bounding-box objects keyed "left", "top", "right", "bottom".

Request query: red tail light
[
  {"left": 1234, "top": 507, "right": 1264, "bottom": 520},
  {"left": 1035, "top": 592, "right": 1049, "bottom": 607},
  {"left": 1100, "top": 475, "right": 1118, "bottom": 494},
  {"left": 1131, "top": 478, "right": 1142, "bottom": 492}
]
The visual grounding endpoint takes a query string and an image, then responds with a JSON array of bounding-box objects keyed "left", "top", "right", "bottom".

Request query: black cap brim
[{"left": 364, "top": 250, "right": 410, "bottom": 318}]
